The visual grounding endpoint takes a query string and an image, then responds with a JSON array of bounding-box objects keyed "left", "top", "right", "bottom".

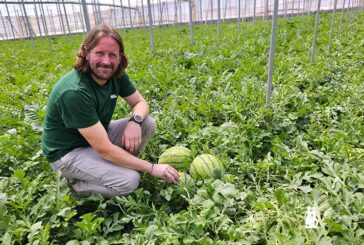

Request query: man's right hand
[{"left": 150, "top": 163, "right": 180, "bottom": 184}]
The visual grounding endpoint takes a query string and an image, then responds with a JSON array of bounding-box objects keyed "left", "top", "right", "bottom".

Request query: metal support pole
[
  {"left": 72, "top": 4, "right": 78, "bottom": 31},
  {"left": 146, "top": 0, "right": 156, "bottom": 54},
  {"left": 21, "top": 0, "right": 35, "bottom": 47},
  {"left": 223, "top": 0, "right": 228, "bottom": 20},
  {"left": 57, "top": 3, "right": 66, "bottom": 34},
  {"left": 311, "top": 0, "right": 321, "bottom": 65},
  {"left": 62, "top": 1, "right": 72, "bottom": 37},
  {"left": 34, "top": 4, "right": 42, "bottom": 37},
  {"left": 266, "top": 0, "right": 279, "bottom": 105},
  {"left": 81, "top": 0, "right": 91, "bottom": 32},
  {"left": 0, "top": 10, "right": 8, "bottom": 40},
  {"left": 217, "top": 0, "right": 221, "bottom": 37},
  {"left": 40, "top": 1, "right": 49, "bottom": 36},
  {"left": 243, "top": 0, "right": 247, "bottom": 34},
  {"left": 328, "top": 0, "right": 338, "bottom": 51},
  {"left": 128, "top": 0, "right": 134, "bottom": 29},
  {"left": 238, "top": 0, "right": 241, "bottom": 32},
  {"left": 284, "top": 0, "right": 288, "bottom": 18},
  {"left": 199, "top": 0, "right": 203, "bottom": 23},
  {"left": 48, "top": 7, "right": 56, "bottom": 35},
  {"left": 141, "top": 0, "right": 147, "bottom": 29},
  {"left": 174, "top": 0, "right": 178, "bottom": 24},
  {"left": 253, "top": 0, "right": 256, "bottom": 27},
  {"left": 5, "top": 1, "right": 16, "bottom": 39},
  {"left": 188, "top": 0, "right": 195, "bottom": 46},
  {"left": 211, "top": 0, "right": 214, "bottom": 23}
]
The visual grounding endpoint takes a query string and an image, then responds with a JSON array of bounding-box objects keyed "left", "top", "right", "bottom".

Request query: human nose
[{"left": 101, "top": 55, "right": 112, "bottom": 64}]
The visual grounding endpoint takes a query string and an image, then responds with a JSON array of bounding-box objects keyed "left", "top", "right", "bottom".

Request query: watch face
[{"left": 134, "top": 115, "right": 143, "bottom": 123}]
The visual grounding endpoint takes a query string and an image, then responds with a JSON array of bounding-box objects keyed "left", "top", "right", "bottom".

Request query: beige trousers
[{"left": 51, "top": 116, "right": 156, "bottom": 198}]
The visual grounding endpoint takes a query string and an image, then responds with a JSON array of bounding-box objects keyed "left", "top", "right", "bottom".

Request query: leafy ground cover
[{"left": 0, "top": 10, "right": 363, "bottom": 244}]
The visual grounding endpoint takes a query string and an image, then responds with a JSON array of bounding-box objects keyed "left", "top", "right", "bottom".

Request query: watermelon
[
  {"left": 189, "top": 154, "right": 224, "bottom": 178},
  {"left": 178, "top": 172, "right": 194, "bottom": 188},
  {"left": 158, "top": 146, "right": 192, "bottom": 170}
]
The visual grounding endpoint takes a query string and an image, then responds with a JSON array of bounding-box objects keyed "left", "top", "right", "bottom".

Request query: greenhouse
[{"left": 0, "top": 0, "right": 363, "bottom": 244}]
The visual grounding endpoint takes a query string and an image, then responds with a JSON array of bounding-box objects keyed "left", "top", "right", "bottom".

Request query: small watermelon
[
  {"left": 158, "top": 146, "right": 192, "bottom": 170},
  {"left": 178, "top": 172, "right": 194, "bottom": 188},
  {"left": 189, "top": 154, "right": 224, "bottom": 178}
]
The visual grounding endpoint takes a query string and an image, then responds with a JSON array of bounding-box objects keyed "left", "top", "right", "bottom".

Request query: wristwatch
[{"left": 129, "top": 115, "right": 144, "bottom": 125}]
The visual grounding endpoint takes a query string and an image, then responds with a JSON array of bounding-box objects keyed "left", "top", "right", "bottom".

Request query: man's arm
[
  {"left": 123, "top": 91, "right": 149, "bottom": 118},
  {"left": 78, "top": 122, "right": 179, "bottom": 183},
  {"left": 122, "top": 91, "right": 149, "bottom": 153}
]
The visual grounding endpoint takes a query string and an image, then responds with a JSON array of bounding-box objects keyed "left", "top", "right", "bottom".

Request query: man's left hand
[{"left": 121, "top": 121, "right": 142, "bottom": 154}]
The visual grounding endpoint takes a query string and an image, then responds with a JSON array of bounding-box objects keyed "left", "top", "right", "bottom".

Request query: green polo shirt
[{"left": 41, "top": 69, "right": 136, "bottom": 162}]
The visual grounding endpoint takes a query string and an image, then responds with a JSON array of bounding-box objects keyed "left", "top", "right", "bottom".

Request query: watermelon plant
[{"left": 0, "top": 10, "right": 363, "bottom": 244}]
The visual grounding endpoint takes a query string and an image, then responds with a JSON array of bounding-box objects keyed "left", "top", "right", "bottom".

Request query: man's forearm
[
  {"left": 131, "top": 100, "right": 149, "bottom": 119},
  {"left": 98, "top": 143, "right": 153, "bottom": 173}
]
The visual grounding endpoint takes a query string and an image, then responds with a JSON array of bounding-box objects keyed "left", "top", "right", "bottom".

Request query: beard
[{"left": 89, "top": 62, "right": 119, "bottom": 82}]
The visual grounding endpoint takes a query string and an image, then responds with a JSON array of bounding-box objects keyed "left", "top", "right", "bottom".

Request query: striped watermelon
[
  {"left": 178, "top": 172, "right": 194, "bottom": 188},
  {"left": 158, "top": 146, "right": 192, "bottom": 170},
  {"left": 189, "top": 154, "right": 224, "bottom": 178}
]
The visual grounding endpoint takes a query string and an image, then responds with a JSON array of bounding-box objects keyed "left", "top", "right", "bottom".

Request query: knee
[
  {"left": 142, "top": 116, "right": 157, "bottom": 136},
  {"left": 113, "top": 171, "right": 141, "bottom": 196}
]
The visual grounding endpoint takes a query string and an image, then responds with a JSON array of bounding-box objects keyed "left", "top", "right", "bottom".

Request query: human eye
[{"left": 95, "top": 51, "right": 103, "bottom": 57}]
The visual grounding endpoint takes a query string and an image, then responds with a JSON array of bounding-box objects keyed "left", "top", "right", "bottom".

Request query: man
[{"left": 41, "top": 24, "right": 179, "bottom": 198}]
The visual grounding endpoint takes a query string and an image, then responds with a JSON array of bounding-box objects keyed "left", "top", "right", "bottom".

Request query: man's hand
[
  {"left": 150, "top": 164, "right": 180, "bottom": 184},
  {"left": 121, "top": 121, "right": 142, "bottom": 154}
]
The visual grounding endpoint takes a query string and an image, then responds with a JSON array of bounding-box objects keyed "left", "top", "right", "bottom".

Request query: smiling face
[{"left": 86, "top": 36, "right": 121, "bottom": 86}]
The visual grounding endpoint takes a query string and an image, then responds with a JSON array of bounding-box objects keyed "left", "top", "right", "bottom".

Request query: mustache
[{"left": 96, "top": 63, "right": 113, "bottom": 69}]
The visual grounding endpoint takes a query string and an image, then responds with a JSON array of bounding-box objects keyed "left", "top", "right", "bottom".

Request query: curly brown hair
[{"left": 74, "top": 24, "right": 128, "bottom": 77}]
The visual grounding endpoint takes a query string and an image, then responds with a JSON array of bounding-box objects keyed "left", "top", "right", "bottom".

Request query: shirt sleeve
[
  {"left": 58, "top": 90, "right": 99, "bottom": 129},
  {"left": 118, "top": 74, "right": 137, "bottom": 97}
]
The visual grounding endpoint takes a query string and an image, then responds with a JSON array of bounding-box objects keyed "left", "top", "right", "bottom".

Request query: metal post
[
  {"left": 211, "top": 0, "right": 214, "bottom": 23},
  {"left": 121, "top": 0, "right": 127, "bottom": 30},
  {"left": 188, "top": 0, "right": 195, "bottom": 45},
  {"left": 0, "top": 10, "right": 8, "bottom": 40},
  {"left": 128, "top": 0, "right": 134, "bottom": 29},
  {"left": 81, "top": 0, "right": 91, "bottom": 32},
  {"left": 21, "top": 0, "right": 35, "bottom": 47},
  {"left": 92, "top": 0, "right": 98, "bottom": 25},
  {"left": 157, "top": 0, "right": 162, "bottom": 27},
  {"left": 72, "top": 4, "right": 78, "bottom": 31},
  {"left": 48, "top": 7, "right": 56, "bottom": 35},
  {"left": 57, "top": 3, "right": 66, "bottom": 34},
  {"left": 18, "top": 4, "right": 28, "bottom": 37},
  {"left": 97, "top": 0, "right": 102, "bottom": 24},
  {"left": 146, "top": 0, "right": 156, "bottom": 54},
  {"left": 5, "top": 1, "right": 16, "bottom": 39},
  {"left": 284, "top": 0, "right": 288, "bottom": 18},
  {"left": 243, "top": 0, "right": 247, "bottom": 34},
  {"left": 223, "top": 0, "right": 228, "bottom": 20},
  {"left": 328, "top": 0, "right": 338, "bottom": 51},
  {"left": 174, "top": 0, "right": 178, "bottom": 24},
  {"left": 253, "top": 0, "right": 256, "bottom": 27},
  {"left": 62, "top": 1, "right": 72, "bottom": 37},
  {"left": 199, "top": 0, "right": 203, "bottom": 23},
  {"left": 266, "top": 0, "right": 279, "bottom": 105},
  {"left": 16, "top": 7, "right": 25, "bottom": 37},
  {"left": 40, "top": 1, "right": 49, "bottom": 36},
  {"left": 238, "top": 0, "right": 241, "bottom": 32},
  {"left": 141, "top": 0, "right": 147, "bottom": 29},
  {"left": 311, "top": 0, "right": 321, "bottom": 65},
  {"left": 217, "top": 0, "right": 221, "bottom": 37},
  {"left": 34, "top": 4, "right": 42, "bottom": 37}
]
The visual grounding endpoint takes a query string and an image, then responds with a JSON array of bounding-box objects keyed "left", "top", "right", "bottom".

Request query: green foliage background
[{"left": 0, "top": 10, "right": 363, "bottom": 244}]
